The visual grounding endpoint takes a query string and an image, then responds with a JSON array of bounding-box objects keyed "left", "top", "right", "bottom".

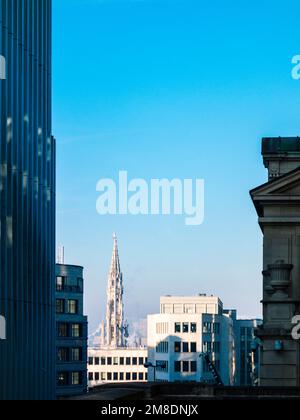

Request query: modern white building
[
  {"left": 88, "top": 347, "right": 148, "bottom": 386},
  {"left": 147, "top": 295, "right": 236, "bottom": 385}
]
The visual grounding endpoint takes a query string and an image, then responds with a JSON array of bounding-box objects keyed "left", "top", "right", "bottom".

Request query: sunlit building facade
[{"left": 0, "top": 1, "right": 56, "bottom": 399}]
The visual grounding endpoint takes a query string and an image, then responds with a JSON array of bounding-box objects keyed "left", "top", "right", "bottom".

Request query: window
[
  {"left": 203, "top": 322, "right": 212, "bottom": 333},
  {"left": 190, "top": 342, "right": 197, "bottom": 353},
  {"left": 107, "top": 373, "right": 112, "bottom": 381},
  {"left": 107, "top": 357, "right": 112, "bottom": 365},
  {"left": 182, "top": 342, "right": 189, "bottom": 353},
  {"left": 156, "top": 342, "right": 169, "bottom": 353},
  {"left": 71, "top": 372, "right": 81, "bottom": 385},
  {"left": 132, "top": 357, "right": 137, "bottom": 365},
  {"left": 174, "top": 361, "right": 181, "bottom": 373},
  {"left": 88, "top": 372, "right": 93, "bottom": 381},
  {"left": 95, "top": 358, "right": 100, "bottom": 365},
  {"left": 57, "top": 372, "right": 68, "bottom": 387},
  {"left": 126, "top": 357, "right": 131, "bottom": 365},
  {"left": 126, "top": 373, "right": 131, "bottom": 381},
  {"left": 95, "top": 373, "right": 100, "bottom": 381},
  {"left": 120, "top": 357, "right": 124, "bottom": 366},
  {"left": 120, "top": 372, "right": 124, "bottom": 381},
  {"left": 175, "top": 323, "right": 181, "bottom": 333},
  {"left": 114, "top": 373, "right": 118, "bottom": 381},
  {"left": 56, "top": 276, "right": 65, "bottom": 292},
  {"left": 203, "top": 342, "right": 212, "bottom": 353},
  {"left": 71, "top": 348, "right": 81, "bottom": 362},
  {"left": 183, "top": 323, "right": 189, "bottom": 333},
  {"left": 101, "top": 357, "right": 106, "bottom": 365},
  {"left": 101, "top": 373, "right": 106, "bottom": 381},
  {"left": 191, "top": 323, "right": 197, "bottom": 333},
  {"left": 57, "top": 323, "right": 68, "bottom": 338},
  {"left": 191, "top": 361, "right": 197, "bottom": 373},
  {"left": 132, "top": 373, "right": 138, "bottom": 381},
  {"left": 139, "top": 357, "right": 144, "bottom": 365},
  {"left": 174, "top": 342, "right": 181, "bottom": 353},
  {"left": 113, "top": 357, "right": 118, "bottom": 366},
  {"left": 67, "top": 300, "right": 78, "bottom": 314},
  {"left": 56, "top": 299, "right": 64, "bottom": 314},
  {"left": 182, "top": 361, "right": 189, "bottom": 372},
  {"left": 71, "top": 324, "right": 81, "bottom": 338},
  {"left": 139, "top": 373, "right": 144, "bottom": 381},
  {"left": 88, "top": 357, "right": 93, "bottom": 365},
  {"left": 57, "top": 348, "right": 68, "bottom": 362}
]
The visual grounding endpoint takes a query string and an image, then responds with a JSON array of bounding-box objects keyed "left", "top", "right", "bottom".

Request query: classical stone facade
[{"left": 251, "top": 137, "right": 300, "bottom": 386}]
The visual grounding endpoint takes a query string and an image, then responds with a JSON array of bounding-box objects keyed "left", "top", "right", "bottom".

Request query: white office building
[{"left": 147, "top": 295, "right": 236, "bottom": 385}]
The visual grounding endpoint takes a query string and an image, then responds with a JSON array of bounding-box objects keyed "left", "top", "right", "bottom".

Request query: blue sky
[{"left": 53, "top": 0, "right": 300, "bottom": 333}]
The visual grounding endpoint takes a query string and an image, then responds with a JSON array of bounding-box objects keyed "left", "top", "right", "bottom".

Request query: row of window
[
  {"left": 174, "top": 342, "right": 197, "bottom": 353},
  {"left": 88, "top": 357, "right": 148, "bottom": 367},
  {"left": 57, "top": 371, "right": 84, "bottom": 387},
  {"left": 156, "top": 342, "right": 169, "bottom": 354},
  {"left": 174, "top": 361, "right": 197, "bottom": 373},
  {"left": 56, "top": 299, "right": 78, "bottom": 315},
  {"left": 56, "top": 276, "right": 83, "bottom": 293},
  {"left": 57, "top": 322, "right": 83, "bottom": 338},
  {"left": 202, "top": 341, "right": 221, "bottom": 353},
  {"left": 89, "top": 372, "right": 147, "bottom": 382},
  {"left": 203, "top": 322, "right": 220, "bottom": 334},
  {"left": 174, "top": 323, "right": 197, "bottom": 334},
  {"left": 57, "top": 347, "right": 83, "bottom": 363}
]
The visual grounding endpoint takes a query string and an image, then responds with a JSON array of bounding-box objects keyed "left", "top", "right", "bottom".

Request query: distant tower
[{"left": 105, "top": 234, "right": 127, "bottom": 348}]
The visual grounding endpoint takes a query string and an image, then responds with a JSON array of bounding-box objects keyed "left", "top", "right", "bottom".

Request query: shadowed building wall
[{"left": 0, "top": 0, "right": 55, "bottom": 399}]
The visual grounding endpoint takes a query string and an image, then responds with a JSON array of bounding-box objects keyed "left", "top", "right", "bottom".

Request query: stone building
[{"left": 251, "top": 137, "right": 300, "bottom": 386}]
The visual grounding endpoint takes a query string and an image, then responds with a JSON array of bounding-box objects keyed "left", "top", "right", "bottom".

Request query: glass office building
[{"left": 0, "top": 1, "right": 55, "bottom": 399}]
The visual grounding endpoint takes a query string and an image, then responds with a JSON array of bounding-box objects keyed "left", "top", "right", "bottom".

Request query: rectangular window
[
  {"left": 114, "top": 372, "right": 118, "bottom": 381},
  {"left": 203, "top": 342, "right": 212, "bottom": 353},
  {"left": 57, "top": 372, "right": 68, "bottom": 387},
  {"left": 107, "top": 373, "right": 112, "bottom": 381},
  {"left": 57, "top": 323, "right": 68, "bottom": 338},
  {"left": 95, "top": 373, "right": 100, "bottom": 381},
  {"left": 71, "top": 324, "right": 81, "bottom": 338},
  {"left": 107, "top": 357, "right": 112, "bottom": 365},
  {"left": 174, "top": 361, "right": 181, "bottom": 373},
  {"left": 139, "top": 373, "right": 144, "bottom": 381},
  {"left": 71, "top": 372, "right": 81, "bottom": 385},
  {"left": 56, "top": 299, "right": 64, "bottom": 314},
  {"left": 56, "top": 276, "right": 65, "bottom": 292},
  {"left": 88, "top": 357, "right": 93, "bottom": 365},
  {"left": 126, "top": 372, "right": 131, "bottom": 381},
  {"left": 120, "top": 372, "right": 124, "bottom": 381},
  {"left": 120, "top": 357, "right": 124, "bottom": 366},
  {"left": 95, "top": 358, "right": 100, "bottom": 365},
  {"left": 174, "top": 341, "right": 181, "bottom": 353},
  {"left": 132, "top": 373, "right": 137, "bottom": 381},
  {"left": 57, "top": 348, "right": 68, "bottom": 362},
  {"left": 191, "top": 323, "right": 197, "bottom": 333},
  {"left": 126, "top": 357, "right": 131, "bottom": 365},
  {"left": 88, "top": 372, "right": 93, "bottom": 381},
  {"left": 132, "top": 357, "right": 137, "bottom": 365},
  {"left": 101, "top": 373, "right": 106, "bottom": 381},
  {"left": 71, "top": 348, "right": 81, "bottom": 362},
  {"left": 183, "top": 323, "right": 189, "bottom": 333},
  {"left": 182, "top": 342, "right": 189, "bottom": 353},
  {"left": 67, "top": 300, "right": 78, "bottom": 314},
  {"left": 191, "top": 361, "right": 197, "bottom": 372},
  {"left": 190, "top": 342, "right": 197, "bottom": 353},
  {"left": 203, "top": 322, "right": 212, "bottom": 334},
  {"left": 182, "top": 361, "right": 189, "bottom": 372},
  {"left": 139, "top": 357, "right": 144, "bottom": 365},
  {"left": 113, "top": 357, "right": 119, "bottom": 366},
  {"left": 101, "top": 357, "right": 106, "bottom": 365},
  {"left": 175, "top": 323, "right": 181, "bottom": 333}
]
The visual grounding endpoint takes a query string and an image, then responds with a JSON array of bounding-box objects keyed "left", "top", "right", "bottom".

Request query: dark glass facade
[{"left": 0, "top": 1, "right": 55, "bottom": 399}]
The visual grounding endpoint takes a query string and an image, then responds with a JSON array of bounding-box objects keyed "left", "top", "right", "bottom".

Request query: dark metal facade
[{"left": 0, "top": 0, "right": 55, "bottom": 399}]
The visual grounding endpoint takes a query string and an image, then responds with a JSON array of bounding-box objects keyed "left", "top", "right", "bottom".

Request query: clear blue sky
[{"left": 53, "top": 0, "right": 300, "bottom": 333}]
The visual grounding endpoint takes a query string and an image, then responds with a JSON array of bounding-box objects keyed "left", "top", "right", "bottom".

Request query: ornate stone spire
[{"left": 105, "top": 234, "right": 126, "bottom": 348}]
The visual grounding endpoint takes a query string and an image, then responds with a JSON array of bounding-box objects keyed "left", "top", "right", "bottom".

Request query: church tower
[{"left": 105, "top": 234, "right": 127, "bottom": 348}]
